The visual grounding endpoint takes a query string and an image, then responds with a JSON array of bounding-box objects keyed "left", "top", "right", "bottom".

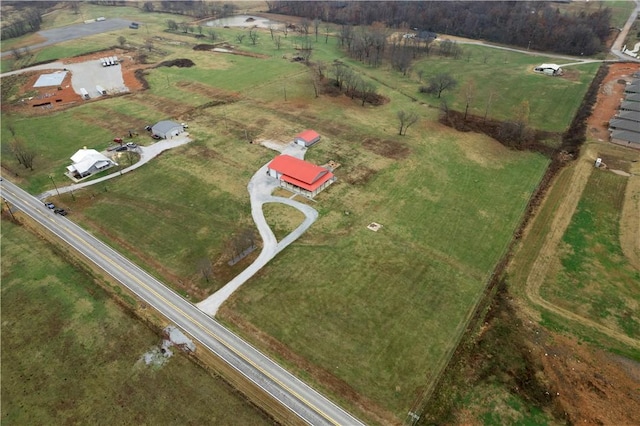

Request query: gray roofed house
[
  {"left": 151, "top": 120, "right": 184, "bottom": 139},
  {"left": 609, "top": 118, "right": 640, "bottom": 133},
  {"left": 625, "top": 82, "right": 640, "bottom": 94},
  {"left": 616, "top": 110, "right": 640, "bottom": 122},
  {"left": 610, "top": 129, "right": 640, "bottom": 147},
  {"left": 620, "top": 101, "right": 640, "bottom": 112},
  {"left": 627, "top": 93, "right": 640, "bottom": 102}
]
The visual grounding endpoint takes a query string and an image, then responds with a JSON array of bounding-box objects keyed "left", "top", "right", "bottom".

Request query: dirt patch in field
[
  {"left": 174, "top": 80, "right": 241, "bottom": 103},
  {"left": 535, "top": 330, "right": 640, "bottom": 425},
  {"left": 587, "top": 62, "right": 640, "bottom": 142},
  {"left": 343, "top": 164, "right": 377, "bottom": 185},
  {"left": 362, "top": 137, "right": 410, "bottom": 160}
]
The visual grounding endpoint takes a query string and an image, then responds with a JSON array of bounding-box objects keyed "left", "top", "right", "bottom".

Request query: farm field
[
  {"left": 0, "top": 3, "right": 611, "bottom": 424},
  {"left": 540, "top": 152, "right": 640, "bottom": 340},
  {"left": 0, "top": 219, "right": 272, "bottom": 426}
]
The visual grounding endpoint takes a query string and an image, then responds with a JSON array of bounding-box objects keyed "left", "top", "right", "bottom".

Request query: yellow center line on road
[{"left": 13, "top": 190, "right": 344, "bottom": 426}]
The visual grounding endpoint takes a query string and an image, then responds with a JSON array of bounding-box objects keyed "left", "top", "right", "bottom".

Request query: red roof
[
  {"left": 295, "top": 129, "right": 320, "bottom": 143},
  {"left": 268, "top": 155, "right": 334, "bottom": 191}
]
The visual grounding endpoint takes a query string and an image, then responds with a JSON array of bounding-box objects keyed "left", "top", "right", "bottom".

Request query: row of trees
[
  {"left": 1, "top": 6, "right": 43, "bottom": 41},
  {"left": 267, "top": 1, "right": 612, "bottom": 56}
]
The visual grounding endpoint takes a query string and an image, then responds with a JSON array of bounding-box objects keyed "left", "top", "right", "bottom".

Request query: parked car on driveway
[
  {"left": 151, "top": 134, "right": 162, "bottom": 140},
  {"left": 45, "top": 202, "right": 55, "bottom": 209},
  {"left": 115, "top": 146, "right": 128, "bottom": 152},
  {"left": 126, "top": 142, "right": 137, "bottom": 148}
]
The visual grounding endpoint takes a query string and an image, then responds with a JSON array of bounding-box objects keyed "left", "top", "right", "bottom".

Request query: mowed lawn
[
  {"left": 540, "top": 169, "right": 640, "bottom": 339},
  {"left": 0, "top": 220, "right": 272, "bottom": 425},
  {"left": 223, "top": 126, "right": 549, "bottom": 417}
]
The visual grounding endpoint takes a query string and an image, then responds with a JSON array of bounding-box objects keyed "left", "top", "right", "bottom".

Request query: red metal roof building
[
  {"left": 267, "top": 154, "right": 335, "bottom": 198},
  {"left": 293, "top": 129, "right": 321, "bottom": 147}
]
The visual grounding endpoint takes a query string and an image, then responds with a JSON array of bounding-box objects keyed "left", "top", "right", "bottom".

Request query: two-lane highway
[{"left": 1, "top": 179, "right": 364, "bottom": 426}]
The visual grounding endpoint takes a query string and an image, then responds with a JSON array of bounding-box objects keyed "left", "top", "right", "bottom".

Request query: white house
[
  {"left": 534, "top": 64, "right": 563, "bottom": 76},
  {"left": 66, "top": 148, "right": 117, "bottom": 178}
]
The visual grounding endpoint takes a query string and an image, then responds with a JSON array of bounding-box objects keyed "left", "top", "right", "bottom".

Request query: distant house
[
  {"left": 534, "top": 63, "right": 563, "bottom": 76},
  {"left": 151, "top": 120, "right": 184, "bottom": 139},
  {"left": 267, "top": 154, "right": 335, "bottom": 198},
  {"left": 66, "top": 148, "right": 117, "bottom": 179},
  {"left": 293, "top": 129, "right": 321, "bottom": 147}
]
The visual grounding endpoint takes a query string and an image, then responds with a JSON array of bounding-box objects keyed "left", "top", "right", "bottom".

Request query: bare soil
[
  {"left": 2, "top": 48, "right": 147, "bottom": 116},
  {"left": 587, "top": 62, "right": 640, "bottom": 142}
]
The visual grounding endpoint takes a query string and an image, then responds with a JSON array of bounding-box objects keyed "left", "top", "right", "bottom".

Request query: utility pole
[
  {"left": 49, "top": 174, "right": 60, "bottom": 196},
  {"left": 3, "top": 198, "right": 16, "bottom": 221}
]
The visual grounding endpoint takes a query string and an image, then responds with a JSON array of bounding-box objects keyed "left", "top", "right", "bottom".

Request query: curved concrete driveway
[
  {"left": 197, "top": 144, "right": 318, "bottom": 316},
  {"left": 38, "top": 135, "right": 192, "bottom": 200}
]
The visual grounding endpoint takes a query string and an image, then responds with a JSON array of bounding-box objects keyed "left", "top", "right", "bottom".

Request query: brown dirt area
[
  {"left": 534, "top": 328, "right": 640, "bottom": 425},
  {"left": 587, "top": 62, "right": 640, "bottom": 142},
  {"left": 3, "top": 49, "right": 147, "bottom": 116}
]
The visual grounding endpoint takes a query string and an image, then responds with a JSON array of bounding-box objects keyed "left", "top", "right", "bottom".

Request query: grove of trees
[{"left": 267, "top": 1, "right": 612, "bottom": 56}]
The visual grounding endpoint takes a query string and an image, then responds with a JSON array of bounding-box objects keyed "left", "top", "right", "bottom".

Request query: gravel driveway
[{"left": 197, "top": 144, "right": 319, "bottom": 316}]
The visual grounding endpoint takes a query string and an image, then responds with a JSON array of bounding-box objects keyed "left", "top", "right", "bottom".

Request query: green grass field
[
  {"left": 540, "top": 169, "right": 640, "bottom": 339},
  {"left": 0, "top": 4, "right": 604, "bottom": 423},
  {"left": 0, "top": 219, "right": 272, "bottom": 425}
]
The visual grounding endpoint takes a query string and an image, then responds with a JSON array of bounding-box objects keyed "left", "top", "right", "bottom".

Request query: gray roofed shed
[
  {"left": 626, "top": 93, "right": 640, "bottom": 102},
  {"left": 151, "top": 120, "right": 184, "bottom": 139},
  {"left": 625, "top": 82, "right": 640, "bottom": 94}
]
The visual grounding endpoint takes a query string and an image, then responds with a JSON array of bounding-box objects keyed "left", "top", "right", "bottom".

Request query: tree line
[
  {"left": 267, "top": 1, "right": 612, "bottom": 56},
  {"left": 1, "top": 4, "right": 46, "bottom": 41}
]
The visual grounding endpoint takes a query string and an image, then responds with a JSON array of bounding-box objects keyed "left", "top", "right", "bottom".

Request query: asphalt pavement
[
  {"left": 1, "top": 178, "right": 365, "bottom": 426},
  {"left": 1, "top": 18, "right": 132, "bottom": 58}
]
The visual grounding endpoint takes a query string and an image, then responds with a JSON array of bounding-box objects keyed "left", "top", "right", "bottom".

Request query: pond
[{"left": 205, "top": 15, "right": 283, "bottom": 29}]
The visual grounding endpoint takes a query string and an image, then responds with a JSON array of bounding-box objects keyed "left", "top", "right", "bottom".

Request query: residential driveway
[
  {"left": 197, "top": 144, "right": 319, "bottom": 316},
  {"left": 1, "top": 19, "right": 132, "bottom": 58},
  {"left": 38, "top": 135, "right": 192, "bottom": 200}
]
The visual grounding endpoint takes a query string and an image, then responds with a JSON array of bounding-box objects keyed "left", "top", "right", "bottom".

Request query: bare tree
[
  {"left": 268, "top": 24, "right": 276, "bottom": 40},
  {"left": 197, "top": 258, "right": 214, "bottom": 283},
  {"left": 360, "top": 80, "right": 377, "bottom": 106},
  {"left": 248, "top": 28, "right": 258, "bottom": 45},
  {"left": 313, "top": 18, "right": 321, "bottom": 41},
  {"left": 117, "top": 36, "right": 126, "bottom": 47},
  {"left": 299, "top": 37, "right": 313, "bottom": 64},
  {"left": 69, "top": 1, "right": 80, "bottom": 14},
  {"left": 179, "top": 22, "right": 189, "bottom": 33},
  {"left": 300, "top": 18, "right": 310, "bottom": 36},
  {"left": 397, "top": 110, "right": 419, "bottom": 136},
  {"left": 463, "top": 79, "right": 476, "bottom": 120},
  {"left": 416, "top": 69, "right": 424, "bottom": 82},
  {"left": 235, "top": 33, "right": 246, "bottom": 44},
  {"left": 324, "top": 23, "right": 331, "bottom": 44},
  {"left": 10, "top": 139, "right": 37, "bottom": 170},
  {"left": 484, "top": 89, "right": 497, "bottom": 122},
  {"left": 207, "top": 28, "right": 217, "bottom": 41},
  {"left": 274, "top": 35, "right": 282, "bottom": 50},
  {"left": 426, "top": 73, "right": 458, "bottom": 98}
]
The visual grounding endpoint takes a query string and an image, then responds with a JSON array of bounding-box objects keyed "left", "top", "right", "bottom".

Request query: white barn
[{"left": 534, "top": 64, "right": 563, "bottom": 76}]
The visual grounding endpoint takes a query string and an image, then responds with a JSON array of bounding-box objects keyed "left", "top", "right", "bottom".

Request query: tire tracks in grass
[{"left": 524, "top": 149, "right": 640, "bottom": 350}]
